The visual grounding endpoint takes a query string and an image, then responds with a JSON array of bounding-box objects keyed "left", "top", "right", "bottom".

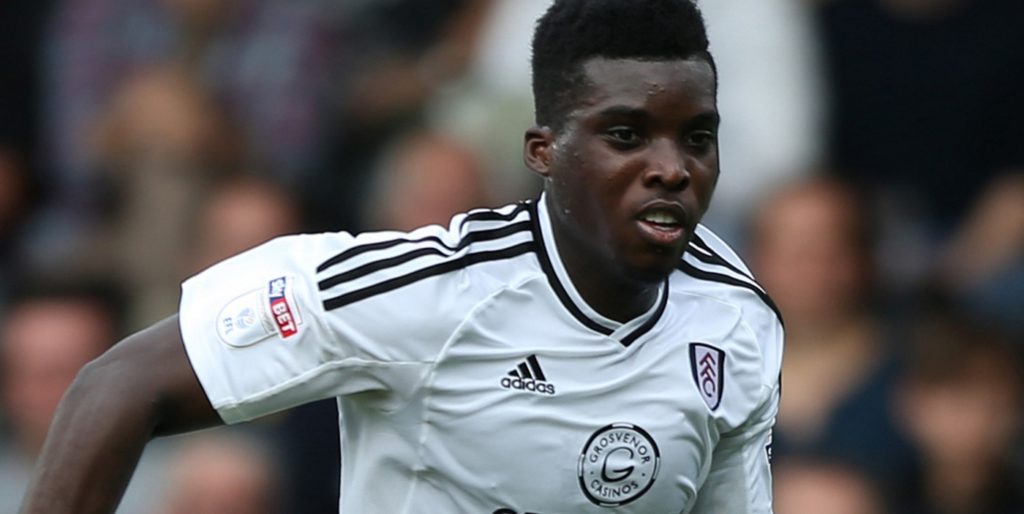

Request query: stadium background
[{"left": 0, "top": 0, "right": 1022, "bottom": 512}]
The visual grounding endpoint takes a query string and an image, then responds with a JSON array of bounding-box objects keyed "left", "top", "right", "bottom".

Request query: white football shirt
[{"left": 179, "top": 195, "right": 783, "bottom": 513}]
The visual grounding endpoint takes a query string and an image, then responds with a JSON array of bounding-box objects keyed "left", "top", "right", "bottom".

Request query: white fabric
[{"left": 179, "top": 197, "right": 783, "bottom": 513}]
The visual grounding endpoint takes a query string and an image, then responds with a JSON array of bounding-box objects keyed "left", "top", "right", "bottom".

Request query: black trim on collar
[
  {"left": 619, "top": 279, "right": 669, "bottom": 347},
  {"left": 527, "top": 198, "right": 672, "bottom": 345},
  {"left": 526, "top": 200, "right": 615, "bottom": 336}
]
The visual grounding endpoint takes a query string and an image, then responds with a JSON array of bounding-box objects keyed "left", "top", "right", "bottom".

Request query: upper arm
[
  {"left": 688, "top": 382, "right": 779, "bottom": 514},
  {"left": 84, "top": 314, "right": 220, "bottom": 436},
  {"left": 178, "top": 230, "right": 480, "bottom": 423},
  {"left": 690, "top": 303, "right": 784, "bottom": 514}
]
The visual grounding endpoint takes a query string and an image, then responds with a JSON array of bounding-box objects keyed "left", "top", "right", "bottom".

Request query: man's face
[
  {"left": 1, "top": 300, "right": 112, "bottom": 453},
  {"left": 528, "top": 57, "right": 719, "bottom": 282}
]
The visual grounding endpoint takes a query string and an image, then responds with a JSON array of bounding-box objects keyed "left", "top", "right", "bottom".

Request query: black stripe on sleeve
[
  {"left": 316, "top": 203, "right": 529, "bottom": 274},
  {"left": 685, "top": 244, "right": 763, "bottom": 290},
  {"left": 322, "top": 241, "right": 536, "bottom": 311},
  {"left": 689, "top": 234, "right": 757, "bottom": 283},
  {"left": 676, "top": 260, "right": 784, "bottom": 326},
  {"left": 457, "top": 202, "right": 530, "bottom": 230},
  {"left": 317, "top": 235, "right": 422, "bottom": 274},
  {"left": 318, "top": 221, "right": 531, "bottom": 291}
]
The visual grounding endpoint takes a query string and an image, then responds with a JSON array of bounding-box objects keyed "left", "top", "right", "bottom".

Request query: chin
[
  {"left": 624, "top": 259, "right": 678, "bottom": 284},
  {"left": 624, "top": 246, "right": 685, "bottom": 283}
]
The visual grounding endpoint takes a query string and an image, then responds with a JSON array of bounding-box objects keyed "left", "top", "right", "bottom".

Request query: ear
[{"left": 523, "top": 126, "right": 556, "bottom": 178}]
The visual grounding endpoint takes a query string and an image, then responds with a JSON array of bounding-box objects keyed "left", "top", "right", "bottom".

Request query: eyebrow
[
  {"left": 687, "top": 111, "right": 721, "bottom": 128},
  {"left": 594, "top": 106, "right": 650, "bottom": 119}
]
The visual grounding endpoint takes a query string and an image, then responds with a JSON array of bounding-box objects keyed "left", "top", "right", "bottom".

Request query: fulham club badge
[{"left": 689, "top": 342, "right": 725, "bottom": 411}]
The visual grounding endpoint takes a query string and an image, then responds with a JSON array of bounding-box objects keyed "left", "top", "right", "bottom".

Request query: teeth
[{"left": 643, "top": 211, "right": 679, "bottom": 225}]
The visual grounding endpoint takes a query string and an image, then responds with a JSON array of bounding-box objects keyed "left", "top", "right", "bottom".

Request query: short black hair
[{"left": 531, "top": 0, "right": 715, "bottom": 131}]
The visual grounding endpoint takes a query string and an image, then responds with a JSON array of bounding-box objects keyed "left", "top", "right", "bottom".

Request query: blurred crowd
[{"left": 0, "top": 0, "right": 1022, "bottom": 513}]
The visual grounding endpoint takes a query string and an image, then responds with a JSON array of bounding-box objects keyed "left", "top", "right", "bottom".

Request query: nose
[{"left": 642, "top": 139, "right": 689, "bottom": 190}]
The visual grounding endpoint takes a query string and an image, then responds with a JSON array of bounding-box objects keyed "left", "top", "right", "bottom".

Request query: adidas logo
[{"left": 500, "top": 354, "right": 556, "bottom": 395}]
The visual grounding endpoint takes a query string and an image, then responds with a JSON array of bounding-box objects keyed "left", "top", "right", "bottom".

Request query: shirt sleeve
[
  {"left": 178, "top": 231, "right": 458, "bottom": 424},
  {"left": 688, "top": 382, "right": 779, "bottom": 513},
  {"left": 689, "top": 306, "right": 784, "bottom": 514}
]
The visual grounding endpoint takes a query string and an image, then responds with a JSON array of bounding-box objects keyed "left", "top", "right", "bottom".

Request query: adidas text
[{"left": 500, "top": 377, "right": 556, "bottom": 395}]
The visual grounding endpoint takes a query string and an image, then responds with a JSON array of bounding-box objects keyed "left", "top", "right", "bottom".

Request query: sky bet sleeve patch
[
  {"left": 216, "top": 276, "right": 303, "bottom": 347},
  {"left": 267, "top": 276, "right": 302, "bottom": 338}
]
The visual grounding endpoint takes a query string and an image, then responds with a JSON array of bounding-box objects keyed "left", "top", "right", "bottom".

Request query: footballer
[{"left": 22, "top": 0, "right": 783, "bottom": 512}]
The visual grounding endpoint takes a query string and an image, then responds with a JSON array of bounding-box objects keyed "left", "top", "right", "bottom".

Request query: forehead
[{"left": 573, "top": 57, "right": 717, "bottom": 115}]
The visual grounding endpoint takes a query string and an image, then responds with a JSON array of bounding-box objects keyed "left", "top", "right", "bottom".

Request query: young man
[{"left": 22, "top": 0, "right": 783, "bottom": 512}]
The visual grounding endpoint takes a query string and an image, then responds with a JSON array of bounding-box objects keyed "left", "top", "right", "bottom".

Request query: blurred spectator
[
  {"left": 0, "top": 282, "right": 118, "bottom": 454},
  {"left": 43, "top": 0, "right": 347, "bottom": 189},
  {"left": 698, "top": 0, "right": 825, "bottom": 240},
  {"left": 93, "top": 64, "right": 241, "bottom": 173},
  {"left": 773, "top": 457, "right": 885, "bottom": 514},
  {"left": 310, "top": 0, "right": 495, "bottom": 232},
  {"left": 363, "top": 131, "right": 493, "bottom": 231},
  {"left": 0, "top": 279, "right": 171, "bottom": 513},
  {"left": 177, "top": 173, "right": 340, "bottom": 514},
  {"left": 748, "top": 177, "right": 914, "bottom": 481},
  {"left": 0, "top": 152, "right": 32, "bottom": 245},
  {"left": 337, "top": 0, "right": 487, "bottom": 131},
  {"left": 0, "top": 152, "right": 36, "bottom": 305},
  {"left": 0, "top": 0, "right": 55, "bottom": 304},
  {"left": 817, "top": 0, "right": 1024, "bottom": 283},
  {"left": 0, "top": 0, "right": 55, "bottom": 167},
  {"left": 33, "top": 0, "right": 493, "bottom": 262},
  {"left": 30, "top": 0, "right": 348, "bottom": 271},
  {"left": 87, "top": 63, "right": 243, "bottom": 327},
  {"left": 157, "top": 432, "right": 281, "bottom": 514},
  {"left": 893, "top": 307, "right": 1024, "bottom": 514},
  {"left": 425, "top": 0, "right": 551, "bottom": 204},
  {"left": 187, "top": 174, "right": 302, "bottom": 274},
  {"left": 935, "top": 174, "right": 1024, "bottom": 334}
]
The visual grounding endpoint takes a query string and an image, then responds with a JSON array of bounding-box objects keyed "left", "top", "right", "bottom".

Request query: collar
[{"left": 529, "top": 194, "right": 668, "bottom": 347}]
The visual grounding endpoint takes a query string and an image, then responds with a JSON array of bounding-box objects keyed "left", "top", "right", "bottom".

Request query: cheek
[
  {"left": 551, "top": 151, "right": 605, "bottom": 215},
  {"left": 693, "top": 156, "right": 720, "bottom": 200},
  {"left": 549, "top": 166, "right": 627, "bottom": 251}
]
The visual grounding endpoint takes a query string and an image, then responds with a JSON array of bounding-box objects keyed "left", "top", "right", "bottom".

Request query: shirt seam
[{"left": 397, "top": 270, "right": 545, "bottom": 513}]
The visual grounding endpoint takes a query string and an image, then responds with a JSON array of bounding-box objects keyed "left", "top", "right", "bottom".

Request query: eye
[
  {"left": 685, "top": 130, "right": 716, "bottom": 151},
  {"left": 605, "top": 127, "right": 643, "bottom": 147}
]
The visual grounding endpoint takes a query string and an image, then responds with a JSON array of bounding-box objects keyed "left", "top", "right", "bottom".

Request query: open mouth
[{"left": 636, "top": 207, "right": 687, "bottom": 246}]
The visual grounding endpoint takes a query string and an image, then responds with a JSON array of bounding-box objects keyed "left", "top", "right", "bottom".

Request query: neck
[
  {"left": 565, "top": 259, "right": 660, "bottom": 323},
  {"left": 550, "top": 230, "right": 661, "bottom": 324}
]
